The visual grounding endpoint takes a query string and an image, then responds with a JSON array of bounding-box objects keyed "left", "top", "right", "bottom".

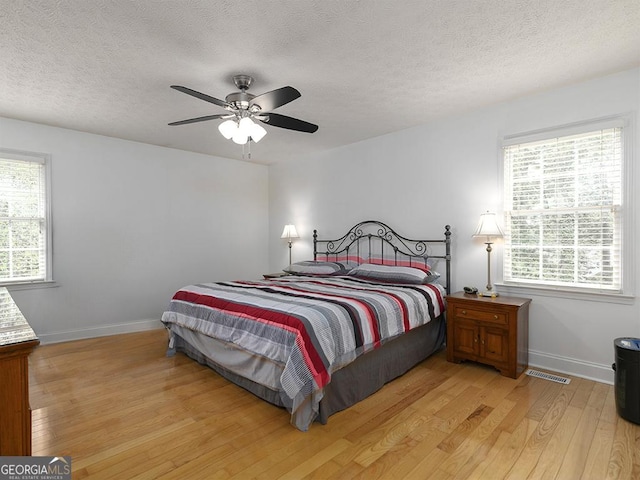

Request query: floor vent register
[{"left": 525, "top": 369, "right": 571, "bottom": 384}]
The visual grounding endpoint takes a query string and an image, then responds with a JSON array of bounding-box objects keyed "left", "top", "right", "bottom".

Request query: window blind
[
  {"left": 503, "top": 127, "right": 623, "bottom": 292},
  {"left": 0, "top": 154, "right": 49, "bottom": 283}
]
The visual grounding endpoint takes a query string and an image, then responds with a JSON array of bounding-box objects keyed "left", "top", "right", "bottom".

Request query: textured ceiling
[{"left": 1, "top": 0, "right": 639, "bottom": 164}]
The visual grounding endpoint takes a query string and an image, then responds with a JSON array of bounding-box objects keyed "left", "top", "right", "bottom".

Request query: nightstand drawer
[{"left": 452, "top": 306, "right": 507, "bottom": 325}]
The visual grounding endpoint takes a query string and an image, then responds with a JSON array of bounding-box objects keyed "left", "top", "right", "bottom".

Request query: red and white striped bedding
[{"left": 161, "top": 275, "right": 445, "bottom": 429}]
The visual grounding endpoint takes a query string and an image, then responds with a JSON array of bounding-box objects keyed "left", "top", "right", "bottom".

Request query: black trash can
[{"left": 613, "top": 337, "right": 640, "bottom": 425}]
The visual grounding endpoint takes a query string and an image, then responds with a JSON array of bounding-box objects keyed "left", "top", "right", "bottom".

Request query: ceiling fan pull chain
[{"left": 241, "top": 139, "right": 252, "bottom": 160}]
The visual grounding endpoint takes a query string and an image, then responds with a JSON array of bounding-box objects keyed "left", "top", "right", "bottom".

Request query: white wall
[
  {"left": 269, "top": 68, "right": 640, "bottom": 384},
  {"left": 1, "top": 117, "right": 269, "bottom": 343}
]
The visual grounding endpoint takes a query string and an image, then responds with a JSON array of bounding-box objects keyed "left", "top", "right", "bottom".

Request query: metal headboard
[{"left": 313, "top": 220, "right": 452, "bottom": 294}]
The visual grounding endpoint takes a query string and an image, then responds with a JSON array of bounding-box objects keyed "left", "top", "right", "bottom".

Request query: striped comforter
[{"left": 161, "top": 276, "right": 445, "bottom": 426}]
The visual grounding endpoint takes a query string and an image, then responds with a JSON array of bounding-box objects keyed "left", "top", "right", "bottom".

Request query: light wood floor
[{"left": 29, "top": 329, "right": 640, "bottom": 479}]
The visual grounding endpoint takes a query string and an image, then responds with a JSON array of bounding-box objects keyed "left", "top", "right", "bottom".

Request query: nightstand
[
  {"left": 263, "top": 272, "right": 289, "bottom": 279},
  {"left": 446, "top": 292, "right": 531, "bottom": 379}
]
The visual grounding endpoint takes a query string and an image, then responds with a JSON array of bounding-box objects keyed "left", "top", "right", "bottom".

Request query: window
[
  {"left": 502, "top": 117, "right": 628, "bottom": 294},
  {"left": 0, "top": 149, "right": 52, "bottom": 285}
]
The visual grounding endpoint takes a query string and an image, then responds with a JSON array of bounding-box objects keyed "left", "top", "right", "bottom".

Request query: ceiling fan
[{"left": 168, "top": 75, "right": 318, "bottom": 145}]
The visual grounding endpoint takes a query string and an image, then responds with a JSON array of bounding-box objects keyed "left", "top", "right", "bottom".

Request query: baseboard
[
  {"left": 38, "top": 319, "right": 164, "bottom": 345},
  {"left": 529, "top": 349, "right": 614, "bottom": 385}
]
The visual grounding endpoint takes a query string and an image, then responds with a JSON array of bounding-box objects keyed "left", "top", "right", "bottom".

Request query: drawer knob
[
  {"left": 462, "top": 310, "right": 466, "bottom": 315},
  {"left": 494, "top": 315, "right": 498, "bottom": 319}
]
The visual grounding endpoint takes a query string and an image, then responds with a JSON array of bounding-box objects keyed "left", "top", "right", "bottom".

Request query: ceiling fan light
[
  {"left": 238, "top": 117, "right": 255, "bottom": 134},
  {"left": 250, "top": 123, "right": 267, "bottom": 143},
  {"left": 218, "top": 119, "right": 237, "bottom": 139},
  {"left": 232, "top": 128, "right": 249, "bottom": 145}
]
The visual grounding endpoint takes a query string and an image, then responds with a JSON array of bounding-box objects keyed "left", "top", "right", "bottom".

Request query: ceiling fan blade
[
  {"left": 250, "top": 86, "right": 301, "bottom": 112},
  {"left": 170, "top": 85, "right": 230, "bottom": 108},
  {"left": 168, "top": 114, "right": 232, "bottom": 126},
  {"left": 258, "top": 113, "right": 318, "bottom": 133}
]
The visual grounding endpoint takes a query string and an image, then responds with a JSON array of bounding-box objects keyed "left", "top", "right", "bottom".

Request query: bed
[{"left": 162, "top": 220, "right": 452, "bottom": 431}]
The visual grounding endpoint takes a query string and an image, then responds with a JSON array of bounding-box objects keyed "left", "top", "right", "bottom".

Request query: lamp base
[{"left": 479, "top": 290, "right": 499, "bottom": 298}]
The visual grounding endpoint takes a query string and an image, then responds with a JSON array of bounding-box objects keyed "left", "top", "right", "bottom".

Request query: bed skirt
[{"left": 167, "top": 314, "right": 446, "bottom": 429}]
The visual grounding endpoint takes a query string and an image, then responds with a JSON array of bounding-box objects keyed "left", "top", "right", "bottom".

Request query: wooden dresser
[
  {"left": 0, "top": 287, "right": 39, "bottom": 456},
  {"left": 446, "top": 291, "right": 531, "bottom": 379}
]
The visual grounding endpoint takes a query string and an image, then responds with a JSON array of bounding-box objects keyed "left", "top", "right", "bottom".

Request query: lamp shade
[
  {"left": 281, "top": 224, "right": 299, "bottom": 240},
  {"left": 232, "top": 128, "right": 249, "bottom": 145},
  {"left": 218, "top": 119, "right": 238, "bottom": 139},
  {"left": 473, "top": 212, "right": 504, "bottom": 238},
  {"left": 250, "top": 123, "right": 267, "bottom": 143},
  {"left": 239, "top": 117, "right": 255, "bottom": 133}
]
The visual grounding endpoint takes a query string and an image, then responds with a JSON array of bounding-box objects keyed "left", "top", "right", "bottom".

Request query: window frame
[
  {"left": 497, "top": 114, "right": 635, "bottom": 303},
  {"left": 0, "top": 148, "right": 54, "bottom": 287}
]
